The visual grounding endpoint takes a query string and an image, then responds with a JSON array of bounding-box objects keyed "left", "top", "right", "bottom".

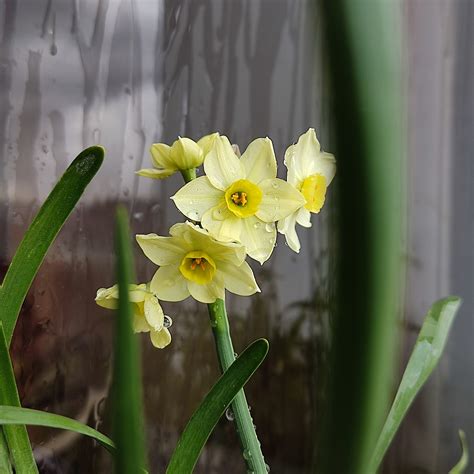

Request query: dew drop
[
  {"left": 253, "top": 222, "right": 261, "bottom": 229},
  {"left": 225, "top": 407, "right": 235, "bottom": 421},
  {"left": 163, "top": 315, "right": 173, "bottom": 328},
  {"left": 265, "top": 463, "right": 270, "bottom": 472},
  {"left": 265, "top": 223, "right": 274, "bottom": 233},
  {"left": 188, "top": 210, "right": 200, "bottom": 221},
  {"left": 271, "top": 181, "right": 279, "bottom": 189},
  {"left": 212, "top": 208, "right": 225, "bottom": 221}
]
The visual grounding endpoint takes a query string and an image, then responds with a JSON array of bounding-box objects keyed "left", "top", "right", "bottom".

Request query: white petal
[
  {"left": 256, "top": 178, "right": 306, "bottom": 222},
  {"left": 143, "top": 294, "right": 165, "bottom": 330},
  {"left": 277, "top": 213, "right": 301, "bottom": 253},
  {"left": 239, "top": 137, "right": 277, "bottom": 183},
  {"left": 171, "top": 177, "right": 223, "bottom": 221},
  {"left": 187, "top": 275, "right": 225, "bottom": 304},
  {"left": 150, "top": 328, "right": 172, "bottom": 349},
  {"left": 296, "top": 207, "right": 312, "bottom": 228},
  {"left": 136, "top": 168, "right": 176, "bottom": 179},
  {"left": 284, "top": 128, "right": 321, "bottom": 183},
  {"left": 150, "top": 266, "right": 190, "bottom": 302},
  {"left": 217, "top": 261, "right": 260, "bottom": 296},
  {"left": 204, "top": 136, "right": 244, "bottom": 190},
  {"left": 308, "top": 151, "right": 337, "bottom": 186},
  {"left": 201, "top": 203, "right": 243, "bottom": 242},
  {"left": 136, "top": 234, "right": 184, "bottom": 266},
  {"left": 240, "top": 216, "right": 276, "bottom": 264}
]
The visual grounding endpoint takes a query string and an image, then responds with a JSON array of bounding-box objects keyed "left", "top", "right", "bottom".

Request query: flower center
[
  {"left": 179, "top": 251, "right": 216, "bottom": 284},
  {"left": 300, "top": 173, "right": 327, "bottom": 213},
  {"left": 225, "top": 179, "right": 262, "bottom": 218}
]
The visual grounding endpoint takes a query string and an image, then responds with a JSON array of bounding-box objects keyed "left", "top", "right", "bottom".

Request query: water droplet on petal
[
  {"left": 163, "top": 279, "right": 174, "bottom": 287},
  {"left": 265, "top": 223, "right": 274, "bottom": 233},
  {"left": 163, "top": 315, "right": 173, "bottom": 328},
  {"left": 212, "top": 208, "right": 225, "bottom": 221},
  {"left": 188, "top": 210, "right": 200, "bottom": 221},
  {"left": 253, "top": 222, "right": 261, "bottom": 229}
]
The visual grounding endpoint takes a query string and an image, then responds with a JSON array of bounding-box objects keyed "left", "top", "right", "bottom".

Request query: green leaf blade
[
  {"left": 449, "top": 430, "right": 469, "bottom": 474},
  {"left": 0, "top": 406, "right": 115, "bottom": 453},
  {"left": 0, "top": 146, "right": 104, "bottom": 345},
  {"left": 112, "top": 207, "right": 147, "bottom": 474},
  {"left": 166, "top": 338, "right": 269, "bottom": 474},
  {"left": 0, "top": 323, "right": 38, "bottom": 473},
  {"left": 370, "top": 296, "right": 462, "bottom": 471}
]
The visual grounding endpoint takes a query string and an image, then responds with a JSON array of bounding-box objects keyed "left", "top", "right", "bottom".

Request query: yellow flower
[
  {"left": 278, "top": 128, "right": 336, "bottom": 252},
  {"left": 136, "top": 133, "right": 219, "bottom": 179},
  {"left": 171, "top": 136, "right": 306, "bottom": 264},
  {"left": 136, "top": 221, "right": 260, "bottom": 304},
  {"left": 95, "top": 283, "right": 172, "bottom": 349}
]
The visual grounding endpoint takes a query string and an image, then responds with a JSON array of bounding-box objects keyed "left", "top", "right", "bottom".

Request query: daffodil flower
[
  {"left": 136, "top": 221, "right": 260, "bottom": 304},
  {"left": 95, "top": 283, "right": 172, "bottom": 349},
  {"left": 136, "top": 133, "right": 219, "bottom": 179},
  {"left": 171, "top": 136, "right": 306, "bottom": 264},
  {"left": 278, "top": 128, "right": 336, "bottom": 252}
]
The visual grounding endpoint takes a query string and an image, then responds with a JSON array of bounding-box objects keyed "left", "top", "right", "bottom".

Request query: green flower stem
[
  {"left": 208, "top": 299, "right": 267, "bottom": 473},
  {"left": 180, "top": 168, "right": 196, "bottom": 183}
]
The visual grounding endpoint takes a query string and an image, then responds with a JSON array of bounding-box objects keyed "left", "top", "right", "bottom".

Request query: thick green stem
[
  {"left": 208, "top": 299, "right": 267, "bottom": 473},
  {"left": 180, "top": 168, "right": 196, "bottom": 183}
]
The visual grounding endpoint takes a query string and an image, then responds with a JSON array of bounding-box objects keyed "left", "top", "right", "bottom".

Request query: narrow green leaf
[
  {"left": 449, "top": 430, "right": 469, "bottom": 474},
  {"left": 0, "top": 146, "right": 104, "bottom": 345},
  {"left": 0, "top": 323, "right": 37, "bottom": 473},
  {"left": 113, "top": 207, "right": 147, "bottom": 473},
  {"left": 0, "top": 406, "right": 115, "bottom": 453},
  {"left": 167, "top": 338, "right": 269, "bottom": 474},
  {"left": 0, "top": 428, "right": 13, "bottom": 473},
  {"left": 370, "top": 296, "right": 462, "bottom": 471}
]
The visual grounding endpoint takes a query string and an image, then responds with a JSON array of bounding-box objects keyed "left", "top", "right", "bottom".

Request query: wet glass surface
[{"left": 0, "top": 1, "right": 472, "bottom": 473}]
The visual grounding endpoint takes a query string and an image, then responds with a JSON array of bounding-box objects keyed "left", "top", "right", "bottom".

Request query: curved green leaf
[
  {"left": 0, "top": 146, "right": 104, "bottom": 345},
  {"left": 113, "top": 207, "right": 147, "bottom": 473},
  {"left": 0, "top": 406, "right": 115, "bottom": 453},
  {"left": 0, "top": 429, "right": 13, "bottom": 473},
  {"left": 449, "top": 430, "right": 469, "bottom": 474},
  {"left": 166, "top": 338, "right": 269, "bottom": 474},
  {"left": 369, "top": 296, "right": 462, "bottom": 471},
  {"left": 0, "top": 323, "right": 37, "bottom": 472}
]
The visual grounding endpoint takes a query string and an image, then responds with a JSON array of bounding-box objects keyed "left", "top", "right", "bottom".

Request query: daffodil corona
[
  {"left": 136, "top": 221, "right": 260, "bottom": 304},
  {"left": 278, "top": 128, "right": 336, "bottom": 252},
  {"left": 136, "top": 133, "right": 219, "bottom": 179},
  {"left": 172, "top": 136, "right": 306, "bottom": 264},
  {"left": 95, "top": 284, "right": 172, "bottom": 349}
]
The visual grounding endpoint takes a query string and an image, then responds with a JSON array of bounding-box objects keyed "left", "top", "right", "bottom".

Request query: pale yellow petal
[
  {"left": 95, "top": 285, "right": 119, "bottom": 309},
  {"left": 133, "top": 314, "right": 150, "bottom": 333},
  {"left": 240, "top": 216, "right": 276, "bottom": 264},
  {"left": 150, "top": 328, "right": 172, "bottom": 349},
  {"left": 150, "top": 143, "right": 175, "bottom": 169},
  {"left": 171, "top": 176, "right": 223, "bottom": 221},
  {"left": 187, "top": 274, "right": 225, "bottom": 304},
  {"left": 217, "top": 261, "right": 260, "bottom": 297},
  {"left": 136, "top": 168, "right": 176, "bottom": 179},
  {"left": 150, "top": 266, "right": 190, "bottom": 302},
  {"left": 284, "top": 128, "right": 321, "bottom": 183},
  {"left": 239, "top": 137, "right": 277, "bottom": 183},
  {"left": 277, "top": 213, "right": 301, "bottom": 253},
  {"left": 197, "top": 132, "right": 219, "bottom": 156},
  {"left": 170, "top": 137, "right": 204, "bottom": 169},
  {"left": 143, "top": 294, "right": 165, "bottom": 330},
  {"left": 204, "top": 136, "right": 245, "bottom": 190},
  {"left": 256, "top": 178, "right": 306, "bottom": 222},
  {"left": 136, "top": 234, "right": 185, "bottom": 266},
  {"left": 201, "top": 203, "right": 243, "bottom": 242}
]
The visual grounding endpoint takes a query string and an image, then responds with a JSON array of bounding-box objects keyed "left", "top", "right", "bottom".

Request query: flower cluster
[{"left": 96, "top": 129, "right": 335, "bottom": 348}]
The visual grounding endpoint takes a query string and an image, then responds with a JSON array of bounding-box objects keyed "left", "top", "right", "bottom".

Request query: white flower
[
  {"left": 136, "top": 221, "right": 260, "bottom": 304},
  {"left": 278, "top": 128, "right": 336, "bottom": 252},
  {"left": 171, "top": 136, "right": 306, "bottom": 264},
  {"left": 95, "top": 283, "right": 172, "bottom": 349},
  {"left": 136, "top": 133, "right": 219, "bottom": 179}
]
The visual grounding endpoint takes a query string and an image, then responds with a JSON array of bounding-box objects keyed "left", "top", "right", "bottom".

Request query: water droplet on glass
[
  {"left": 133, "top": 212, "right": 144, "bottom": 221},
  {"left": 151, "top": 203, "right": 161, "bottom": 213},
  {"left": 50, "top": 43, "right": 58, "bottom": 56},
  {"left": 163, "top": 315, "right": 173, "bottom": 328},
  {"left": 225, "top": 407, "right": 234, "bottom": 421}
]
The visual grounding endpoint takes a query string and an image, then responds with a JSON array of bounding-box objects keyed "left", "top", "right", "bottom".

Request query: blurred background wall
[{"left": 0, "top": 1, "right": 472, "bottom": 472}]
